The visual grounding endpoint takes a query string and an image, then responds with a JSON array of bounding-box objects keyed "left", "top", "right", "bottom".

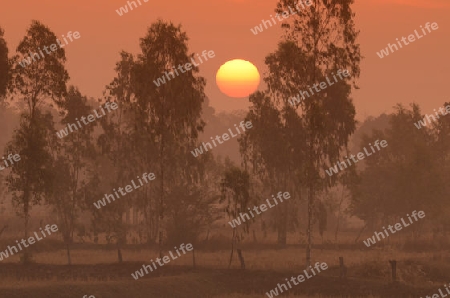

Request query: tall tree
[
  {"left": 99, "top": 51, "right": 137, "bottom": 261},
  {"left": 48, "top": 86, "right": 97, "bottom": 265},
  {"left": 6, "top": 20, "right": 69, "bottom": 261},
  {"left": 220, "top": 166, "right": 252, "bottom": 269},
  {"left": 99, "top": 52, "right": 158, "bottom": 256},
  {"left": 131, "top": 20, "right": 207, "bottom": 256},
  {"left": 5, "top": 110, "right": 55, "bottom": 262},
  {"left": 240, "top": 91, "right": 306, "bottom": 245},
  {"left": 264, "top": 0, "right": 361, "bottom": 266}
]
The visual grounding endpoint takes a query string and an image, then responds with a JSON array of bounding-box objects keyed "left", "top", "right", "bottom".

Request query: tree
[
  {"left": 239, "top": 91, "right": 305, "bottom": 245},
  {"left": 130, "top": 20, "right": 207, "bottom": 256},
  {"left": 220, "top": 166, "right": 253, "bottom": 269},
  {"left": 349, "top": 104, "right": 445, "bottom": 239},
  {"left": 263, "top": 0, "right": 361, "bottom": 267},
  {"left": 48, "top": 86, "right": 97, "bottom": 265},
  {"left": 6, "top": 20, "right": 69, "bottom": 262},
  {"left": 5, "top": 110, "right": 55, "bottom": 262},
  {"left": 99, "top": 51, "right": 137, "bottom": 261},
  {"left": 99, "top": 21, "right": 208, "bottom": 260}
]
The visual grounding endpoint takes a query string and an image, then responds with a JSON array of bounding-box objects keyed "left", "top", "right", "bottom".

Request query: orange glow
[{"left": 216, "top": 59, "right": 260, "bottom": 98}]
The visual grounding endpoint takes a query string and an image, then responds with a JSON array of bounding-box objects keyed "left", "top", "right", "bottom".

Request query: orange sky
[{"left": 1, "top": 0, "right": 449, "bottom": 121}]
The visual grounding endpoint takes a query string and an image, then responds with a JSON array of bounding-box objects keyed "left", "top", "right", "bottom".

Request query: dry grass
[
  {"left": 4, "top": 246, "right": 446, "bottom": 270},
  {"left": 0, "top": 230, "right": 447, "bottom": 297}
]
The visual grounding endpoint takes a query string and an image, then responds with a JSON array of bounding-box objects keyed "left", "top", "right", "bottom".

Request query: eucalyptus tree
[
  {"left": 239, "top": 91, "right": 306, "bottom": 245},
  {"left": 349, "top": 104, "right": 444, "bottom": 239},
  {"left": 131, "top": 20, "right": 207, "bottom": 256},
  {"left": 255, "top": 0, "right": 361, "bottom": 266},
  {"left": 5, "top": 21, "right": 69, "bottom": 261},
  {"left": 220, "top": 166, "right": 252, "bottom": 268},
  {"left": 48, "top": 86, "right": 97, "bottom": 264},
  {"left": 4, "top": 110, "right": 55, "bottom": 263},
  {"left": 98, "top": 51, "right": 139, "bottom": 261}
]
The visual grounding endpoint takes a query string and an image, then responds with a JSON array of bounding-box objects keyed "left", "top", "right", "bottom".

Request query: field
[{"left": 0, "top": 230, "right": 449, "bottom": 298}]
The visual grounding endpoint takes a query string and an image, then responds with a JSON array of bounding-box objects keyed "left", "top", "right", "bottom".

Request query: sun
[{"left": 216, "top": 59, "right": 260, "bottom": 98}]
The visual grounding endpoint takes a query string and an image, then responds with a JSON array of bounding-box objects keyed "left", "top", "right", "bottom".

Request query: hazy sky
[{"left": 1, "top": 0, "right": 449, "bottom": 121}]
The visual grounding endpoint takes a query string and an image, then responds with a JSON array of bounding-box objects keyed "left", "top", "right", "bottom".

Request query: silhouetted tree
[
  {"left": 131, "top": 20, "right": 207, "bottom": 256},
  {"left": 48, "top": 86, "right": 97, "bottom": 265},
  {"left": 266, "top": 0, "right": 361, "bottom": 267},
  {"left": 240, "top": 91, "right": 305, "bottom": 245},
  {"left": 6, "top": 20, "right": 69, "bottom": 262},
  {"left": 5, "top": 110, "right": 55, "bottom": 263},
  {"left": 220, "top": 167, "right": 252, "bottom": 268},
  {"left": 349, "top": 104, "right": 444, "bottom": 239}
]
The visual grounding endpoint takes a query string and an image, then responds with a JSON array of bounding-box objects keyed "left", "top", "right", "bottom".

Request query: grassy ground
[
  {"left": 0, "top": 267, "right": 434, "bottom": 298},
  {"left": 1, "top": 230, "right": 448, "bottom": 297},
  {"left": 0, "top": 246, "right": 448, "bottom": 298}
]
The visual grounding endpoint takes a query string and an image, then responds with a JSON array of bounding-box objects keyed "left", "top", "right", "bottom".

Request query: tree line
[{"left": 0, "top": 0, "right": 447, "bottom": 269}]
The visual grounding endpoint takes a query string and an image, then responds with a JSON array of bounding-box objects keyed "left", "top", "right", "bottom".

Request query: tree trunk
[
  {"left": 389, "top": 260, "right": 397, "bottom": 282},
  {"left": 126, "top": 208, "right": 130, "bottom": 225},
  {"left": 277, "top": 202, "right": 287, "bottom": 245},
  {"left": 66, "top": 243, "right": 72, "bottom": 265},
  {"left": 354, "top": 223, "right": 367, "bottom": 243},
  {"left": 237, "top": 249, "right": 245, "bottom": 269},
  {"left": 306, "top": 184, "right": 314, "bottom": 268},
  {"left": 335, "top": 188, "right": 345, "bottom": 242},
  {"left": 158, "top": 231, "right": 163, "bottom": 259},
  {"left": 133, "top": 208, "right": 138, "bottom": 225},
  {"left": 204, "top": 228, "right": 210, "bottom": 242},
  {"left": 228, "top": 228, "right": 236, "bottom": 269},
  {"left": 24, "top": 206, "right": 29, "bottom": 239},
  {"left": 0, "top": 225, "right": 7, "bottom": 238},
  {"left": 339, "top": 257, "right": 347, "bottom": 279},
  {"left": 159, "top": 99, "right": 166, "bottom": 259},
  {"left": 23, "top": 198, "right": 31, "bottom": 264},
  {"left": 117, "top": 247, "right": 123, "bottom": 263}
]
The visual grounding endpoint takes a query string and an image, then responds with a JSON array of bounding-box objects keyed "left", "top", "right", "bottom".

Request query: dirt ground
[{"left": 0, "top": 260, "right": 446, "bottom": 298}]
